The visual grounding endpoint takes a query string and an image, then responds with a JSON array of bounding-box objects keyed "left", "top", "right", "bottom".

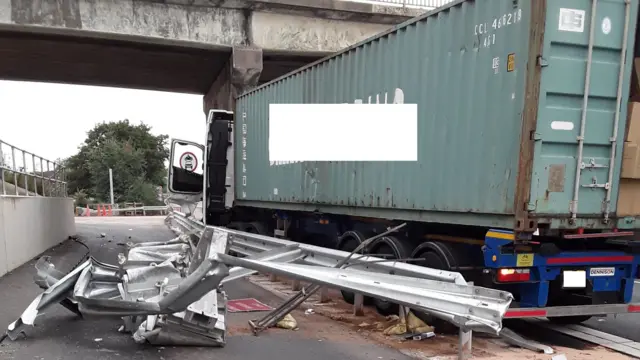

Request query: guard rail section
[
  {"left": 0, "top": 139, "right": 66, "bottom": 197},
  {"left": 166, "top": 208, "right": 513, "bottom": 335}
]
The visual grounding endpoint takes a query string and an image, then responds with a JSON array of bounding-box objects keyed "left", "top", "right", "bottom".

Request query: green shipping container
[{"left": 234, "top": 0, "right": 640, "bottom": 234}]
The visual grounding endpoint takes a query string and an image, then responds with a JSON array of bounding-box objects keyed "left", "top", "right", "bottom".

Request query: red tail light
[{"left": 497, "top": 268, "right": 530, "bottom": 282}]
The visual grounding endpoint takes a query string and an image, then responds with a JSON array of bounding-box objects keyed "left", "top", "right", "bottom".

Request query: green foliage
[
  {"left": 64, "top": 119, "right": 169, "bottom": 205},
  {"left": 127, "top": 177, "right": 164, "bottom": 206},
  {"left": 72, "top": 189, "right": 90, "bottom": 207}
]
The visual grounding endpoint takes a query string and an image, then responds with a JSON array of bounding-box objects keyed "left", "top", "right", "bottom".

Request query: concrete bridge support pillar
[{"left": 203, "top": 46, "right": 263, "bottom": 115}]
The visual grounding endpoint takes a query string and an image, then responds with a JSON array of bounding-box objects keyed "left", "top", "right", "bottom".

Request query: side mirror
[{"left": 168, "top": 139, "right": 204, "bottom": 195}]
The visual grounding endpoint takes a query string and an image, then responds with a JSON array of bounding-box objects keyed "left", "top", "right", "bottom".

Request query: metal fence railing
[
  {"left": 340, "top": 0, "right": 454, "bottom": 9},
  {"left": 0, "top": 139, "right": 67, "bottom": 197},
  {"left": 76, "top": 204, "right": 171, "bottom": 217}
]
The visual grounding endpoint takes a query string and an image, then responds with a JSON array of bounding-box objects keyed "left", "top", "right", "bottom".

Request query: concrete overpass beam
[
  {"left": 249, "top": 12, "right": 391, "bottom": 53},
  {"left": 203, "top": 46, "right": 263, "bottom": 115}
]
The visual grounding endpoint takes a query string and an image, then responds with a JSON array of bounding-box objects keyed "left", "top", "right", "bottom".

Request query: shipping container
[
  {"left": 235, "top": 0, "right": 640, "bottom": 235},
  {"left": 166, "top": 0, "right": 640, "bottom": 321}
]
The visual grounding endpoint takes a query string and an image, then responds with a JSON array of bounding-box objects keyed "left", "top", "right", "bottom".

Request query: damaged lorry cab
[{"left": 168, "top": 0, "right": 640, "bottom": 325}]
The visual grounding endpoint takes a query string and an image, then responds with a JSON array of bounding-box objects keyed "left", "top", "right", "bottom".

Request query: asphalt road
[
  {"left": 0, "top": 216, "right": 411, "bottom": 360},
  {"left": 582, "top": 281, "right": 640, "bottom": 342}
]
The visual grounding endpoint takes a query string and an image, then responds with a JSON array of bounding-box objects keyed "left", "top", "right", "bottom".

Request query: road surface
[
  {"left": 583, "top": 282, "right": 640, "bottom": 342},
  {"left": 0, "top": 216, "right": 412, "bottom": 360}
]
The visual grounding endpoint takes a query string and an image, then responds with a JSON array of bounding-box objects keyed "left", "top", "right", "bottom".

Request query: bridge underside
[{"left": 0, "top": 29, "right": 325, "bottom": 94}]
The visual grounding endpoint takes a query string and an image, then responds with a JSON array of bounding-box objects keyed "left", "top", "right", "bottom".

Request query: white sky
[{"left": 0, "top": 80, "right": 206, "bottom": 162}]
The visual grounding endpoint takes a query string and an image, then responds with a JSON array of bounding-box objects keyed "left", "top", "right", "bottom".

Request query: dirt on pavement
[{"left": 247, "top": 275, "right": 634, "bottom": 360}]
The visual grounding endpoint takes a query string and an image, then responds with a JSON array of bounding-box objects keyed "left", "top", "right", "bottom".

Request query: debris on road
[
  {"left": 227, "top": 298, "right": 274, "bottom": 313},
  {"left": 404, "top": 331, "right": 436, "bottom": 341},
  {"left": 383, "top": 310, "right": 434, "bottom": 336},
  {"left": 1, "top": 223, "right": 512, "bottom": 356},
  {"left": 276, "top": 314, "right": 298, "bottom": 330}
]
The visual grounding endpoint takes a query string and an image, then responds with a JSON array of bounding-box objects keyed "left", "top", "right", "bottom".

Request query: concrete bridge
[
  {"left": 0, "top": 0, "right": 428, "bottom": 112},
  {"left": 0, "top": 0, "right": 443, "bottom": 276}
]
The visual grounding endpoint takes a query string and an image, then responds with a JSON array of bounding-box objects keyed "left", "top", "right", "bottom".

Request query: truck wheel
[
  {"left": 337, "top": 231, "right": 373, "bottom": 305},
  {"left": 370, "top": 235, "right": 413, "bottom": 316},
  {"left": 244, "top": 221, "right": 268, "bottom": 235},
  {"left": 410, "top": 242, "right": 460, "bottom": 334}
]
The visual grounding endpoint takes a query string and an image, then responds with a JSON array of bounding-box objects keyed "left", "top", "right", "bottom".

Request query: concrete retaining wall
[{"left": 0, "top": 196, "right": 76, "bottom": 277}]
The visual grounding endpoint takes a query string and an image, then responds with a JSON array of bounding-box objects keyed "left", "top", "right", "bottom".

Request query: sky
[{"left": 0, "top": 80, "right": 206, "bottom": 164}]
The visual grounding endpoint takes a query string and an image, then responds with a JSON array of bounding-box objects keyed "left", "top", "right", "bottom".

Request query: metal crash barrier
[
  {"left": 1, "top": 208, "right": 513, "bottom": 360},
  {"left": 0, "top": 139, "right": 67, "bottom": 197},
  {"left": 166, "top": 209, "right": 514, "bottom": 358}
]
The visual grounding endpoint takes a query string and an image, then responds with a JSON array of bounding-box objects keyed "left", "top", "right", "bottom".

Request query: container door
[{"left": 529, "top": 0, "right": 637, "bottom": 226}]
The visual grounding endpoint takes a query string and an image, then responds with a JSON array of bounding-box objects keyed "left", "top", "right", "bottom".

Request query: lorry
[{"left": 167, "top": 0, "right": 640, "bottom": 328}]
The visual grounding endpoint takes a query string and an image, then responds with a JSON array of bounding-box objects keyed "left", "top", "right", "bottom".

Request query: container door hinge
[{"left": 537, "top": 56, "right": 549, "bottom": 67}]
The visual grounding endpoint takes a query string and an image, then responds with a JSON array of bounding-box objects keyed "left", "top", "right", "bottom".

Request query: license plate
[
  {"left": 563, "top": 270, "right": 586, "bottom": 288},
  {"left": 589, "top": 267, "right": 615, "bottom": 277}
]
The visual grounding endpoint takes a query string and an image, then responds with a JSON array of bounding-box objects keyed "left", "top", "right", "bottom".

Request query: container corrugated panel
[
  {"left": 529, "top": 0, "right": 638, "bottom": 230},
  {"left": 235, "top": 0, "right": 639, "bottom": 232}
]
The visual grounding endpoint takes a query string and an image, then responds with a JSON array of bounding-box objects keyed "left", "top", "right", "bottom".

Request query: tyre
[
  {"left": 410, "top": 243, "right": 460, "bottom": 334},
  {"left": 370, "top": 235, "right": 413, "bottom": 316},
  {"left": 337, "top": 231, "right": 373, "bottom": 305},
  {"left": 244, "top": 221, "right": 269, "bottom": 235}
]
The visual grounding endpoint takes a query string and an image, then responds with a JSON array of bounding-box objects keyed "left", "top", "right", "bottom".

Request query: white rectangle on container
[
  {"left": 268, "top": 103, "right": 418, "bottom": 162},
  {"left": 558, "top": 8, "right": 586, "bottom": 33}
]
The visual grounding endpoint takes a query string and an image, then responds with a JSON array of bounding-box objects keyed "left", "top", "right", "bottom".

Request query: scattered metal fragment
[{"left": 2, "top": 224, "right": 513, "bottom": 351}]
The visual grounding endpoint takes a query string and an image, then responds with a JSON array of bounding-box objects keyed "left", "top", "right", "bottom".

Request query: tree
[{"left": 64, "top": 119, "right": 169, "bottom": 205}]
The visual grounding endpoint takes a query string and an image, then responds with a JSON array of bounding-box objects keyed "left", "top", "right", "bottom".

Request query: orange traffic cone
[
  {"left": 107, "top": 204, "right": 112, "bottom": 216},
  {"left": 86, "top": 205, "right": 90, "bottom": 217}
]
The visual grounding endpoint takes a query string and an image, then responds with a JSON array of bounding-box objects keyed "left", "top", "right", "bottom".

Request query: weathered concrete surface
[
  {"left": 0, "top": 0, "right": 418, "bottom": 50},
  {"left": 0, "top": 196, "right": 76, "bottom": 277},
  {"left": 0, "top": 0, "right": 418, "bottom": 94},
  {"left": 251, "top": 11, "right": 390, "bottom": 52},
  {"left": 203, "top": 46, "right": 264, "bottom": 113},
  {"left": 2, "top": 181, "right": 36, "bottom": 196}
]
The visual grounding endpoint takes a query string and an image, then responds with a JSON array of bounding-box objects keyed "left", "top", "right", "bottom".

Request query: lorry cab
[{"left": 167, "top": 109, "right": 234, "bottom": 226}]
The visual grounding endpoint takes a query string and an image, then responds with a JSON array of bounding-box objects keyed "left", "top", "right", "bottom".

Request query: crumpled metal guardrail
[
  {"left": 1, "top": 210, "right": 513, "bottom": 353},
  {"left": 4, "top": 228, "right": 229, "bottom": 346},
  {"left": 167, "top": 210, "right": 513, "bottom": 334}
]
